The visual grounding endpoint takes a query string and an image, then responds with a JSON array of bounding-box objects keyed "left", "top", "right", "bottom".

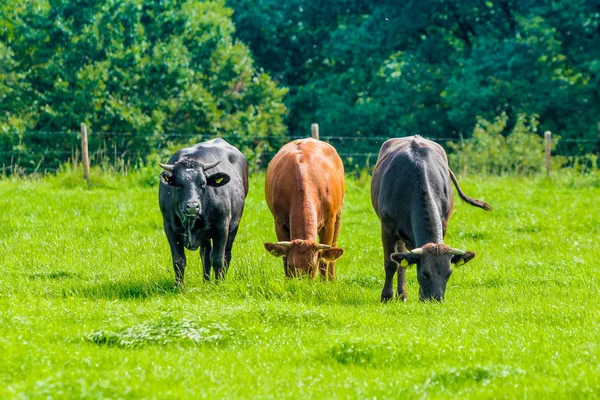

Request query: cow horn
[
  {"left": 316, "top": 244, "right": 331, "bottom": 250},
  {"left": 201, "top": 160, "right": 221, "bottom": 171},
  {"left": 449, "top": 247, "right": 466, "bottom": 255},
  {"left": 159, "top": 163, "right": 174, "bottom": 171},
  {"left": 276, "top": 241, "right": 292, "bottom": 248},
  {"left": 411, "top": 248, "right": 423, "bottom": 254}
]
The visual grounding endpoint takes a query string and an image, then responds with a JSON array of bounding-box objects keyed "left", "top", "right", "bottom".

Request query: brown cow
[{"left": 264, "top": 138, "right": 345, "bottom": 279}]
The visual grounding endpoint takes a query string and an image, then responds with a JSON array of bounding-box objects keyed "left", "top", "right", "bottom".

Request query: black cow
[
  {"left": 371, "top": 136, "right": 491, "bottom": 302},
  {"left": 158, "top": 138, "right": 248, "bottom": 285}
]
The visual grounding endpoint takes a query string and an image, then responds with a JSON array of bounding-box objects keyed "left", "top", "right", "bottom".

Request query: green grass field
[{"left": 1, "top": 171, "right": 599, "bottom": 399}]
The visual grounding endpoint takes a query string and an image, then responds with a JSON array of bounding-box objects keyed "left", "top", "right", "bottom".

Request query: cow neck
[
  {"left": 289, "top": 167, "right": 318, "bottom": 242},
  {"left": 411, "top": 161, "right": 444, "bottom": 247}
]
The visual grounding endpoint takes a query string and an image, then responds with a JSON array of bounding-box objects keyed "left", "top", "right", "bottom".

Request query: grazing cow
[
  {"left": 159, "top": 138, "right": 248, "bottom": 285},
  {"left": 264, "top": 138, "right": 345, "bottom": 279},
  {"left": 371, "top": 136, "right": 491, "bottom": 302}
]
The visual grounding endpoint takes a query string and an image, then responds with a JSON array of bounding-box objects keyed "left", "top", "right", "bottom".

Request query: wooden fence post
[
  {"left": 81, "top": 123, "right": 90, "bottom": 183},
  {"left": 311, "top": 123, "right": 319, "bottom": 140},
  {"left": 545, "top": 131, "right": 551, "bottom": 177}
]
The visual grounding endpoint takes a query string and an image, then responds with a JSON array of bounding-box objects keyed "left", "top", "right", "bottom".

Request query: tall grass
[{"left": 0, "top": 171, "right": 599, "bottom": 398}]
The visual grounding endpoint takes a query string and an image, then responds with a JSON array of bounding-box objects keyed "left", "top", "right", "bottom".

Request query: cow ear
[
  {"left": 207, "top": 172, "right": 230, "bottom": 187},
  {"left": 451, "top": 251, "right": 476, "bottom": 267},
  {"left": 160, "top": 171, "right": 176, "bottom": 186},
  {"left": 264, "top": 242, "right": 289, "bottom": 257},
  {"left": 390, "top": 253, "right": 420, "bottom": 268},
  {"left": 320, "top": 247, "right": 344, "bottom": 261}
]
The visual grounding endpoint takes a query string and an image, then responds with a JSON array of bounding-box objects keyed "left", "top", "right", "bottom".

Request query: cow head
[
  {"left": 264, "top": 239, "right": 344, "bottom": 278},
  {"left": 391, "top": 243, "right": 475, "bottom": 301},
  {"left": 159, "top": 157, "right": 230, "bottom": 241}
]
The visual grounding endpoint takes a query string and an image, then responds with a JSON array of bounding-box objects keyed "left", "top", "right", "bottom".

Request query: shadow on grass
[
  {"left": 29, "top": 270, "right": 79, "bottom": 280},
  {"left": 65, "top": 277, "right": 180, "bottom": 300}
]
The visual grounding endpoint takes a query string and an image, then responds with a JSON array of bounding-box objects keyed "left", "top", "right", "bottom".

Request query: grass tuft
[
  {"left": 86, "top": 315, "right": 238, "bottom": 348},
  {"left": 329, "top": 341, "right": 376, "bottom": 366}
]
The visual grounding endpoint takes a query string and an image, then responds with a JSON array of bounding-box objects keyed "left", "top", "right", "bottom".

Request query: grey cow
[
  {"left": 371, "top": 136, "right": 491, "bottom": 302},
  {"left": 159, "top": 138, "right": 248, "bottom": 285}
]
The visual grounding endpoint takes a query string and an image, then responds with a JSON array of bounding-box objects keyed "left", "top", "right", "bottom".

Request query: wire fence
[{"left": 1, "top": 130, "right": 599, "bottom": 175}]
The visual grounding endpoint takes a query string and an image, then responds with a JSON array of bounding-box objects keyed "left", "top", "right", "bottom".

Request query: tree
[
  {"left": 229, "top": 0, "right": 600, "bottom": 157},
  {"left": 0, "top": 0, "right": 288, "bottom": 171}
]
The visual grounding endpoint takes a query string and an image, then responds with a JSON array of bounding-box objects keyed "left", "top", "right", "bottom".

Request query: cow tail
[{"left": 448, "top": 168, "right": 492, "bottom": 211}]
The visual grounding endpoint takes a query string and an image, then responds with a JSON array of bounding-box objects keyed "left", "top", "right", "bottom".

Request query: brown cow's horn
[
  {"left": 201, "top": 160, "right": 221, "bottom": 171},
  {"left": 449, "top": 247, "right": 466, "bottom": 255},
  {"left": 276, "top": 241, "right": 292, "bottom": 248},
  {"left": 316, "top": 244, "right": 331, "bottom": 250},
  {"left": 411, "top": 248, "right": 423, "bottom": 254},
  {"left": 159, "top": 163, "right": 175, "bottom": 171}
]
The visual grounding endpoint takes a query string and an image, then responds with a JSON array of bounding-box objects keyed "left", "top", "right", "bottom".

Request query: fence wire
[{"left": 1, "top": 130, "right": 598, "bottom": 175}]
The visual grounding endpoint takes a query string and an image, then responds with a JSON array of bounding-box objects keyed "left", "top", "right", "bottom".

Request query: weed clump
[
  {"left": 424, "top": 365, "right": 526, "bottom": 388},
  {"left": 86, "top": 316, "right": 237, "bottom": 348},
  {"left": 329, "top": 342, "right": 376, "bottom": 366}
]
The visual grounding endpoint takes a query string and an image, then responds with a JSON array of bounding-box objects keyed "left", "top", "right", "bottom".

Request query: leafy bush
[
  {"left": 448, "top": 113, "right": 556, "bottom": 175},
  {"left": 0, "top": 0, "right": 288, "bottom": 172}
]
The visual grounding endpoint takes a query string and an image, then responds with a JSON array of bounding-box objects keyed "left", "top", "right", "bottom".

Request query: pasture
[{"left": 1, "top": 171, "right": 599, "bottom": 398}]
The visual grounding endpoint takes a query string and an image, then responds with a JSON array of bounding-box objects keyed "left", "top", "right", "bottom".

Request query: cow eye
[{"left": 423, "top": 270, "right": 431, "bottom": 280}]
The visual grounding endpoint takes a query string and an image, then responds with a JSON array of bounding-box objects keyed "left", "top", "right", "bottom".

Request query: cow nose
[
  {"left": 419, "top": 294, "right": 444, "bottom": 302},
  {"left": 185, "top": 201, "right": 199, "bottom": 215}
]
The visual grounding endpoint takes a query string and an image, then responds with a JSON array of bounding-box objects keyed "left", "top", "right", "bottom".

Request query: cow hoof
[
  {"left": 396, "top": 292, "right": 407, "bottom": 302},
  {"left": 381, "top": 289, "right": 394, "bottom": 303}
]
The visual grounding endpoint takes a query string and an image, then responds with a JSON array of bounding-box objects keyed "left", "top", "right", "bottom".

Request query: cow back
[
  {"left": 266, "top": 139, "right": 344, "bottom": 231},
  {"left": 371, "top": 136, "right": 453, "bottom": 245}
]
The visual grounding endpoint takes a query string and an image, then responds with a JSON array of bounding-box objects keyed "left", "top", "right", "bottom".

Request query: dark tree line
[{"left": 229, "top": 0, "right": 600, "bottom": 155}]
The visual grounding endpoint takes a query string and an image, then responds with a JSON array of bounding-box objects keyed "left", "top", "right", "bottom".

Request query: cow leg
[
  {"left": 396, "top": 241, "right": 408, "bottom": 302},
  {"left": 224, "top": 221, "right": 240, "bottom": 273},
  {"left": 211, "top": 227, "right": 228, "bottom": 280},
  {"left": 200, "top": 239, "right": 212, "bottom": 281},
  {"left": 165, "top": 224, "right": 186, "bottom": 287},
  {"left": 318, "top": 218, "right": 337, "bottom": 280},
  {"left": 275, "top": 222, "right": 291, "bottom": 277},
  {"left": 381, "top": 227, "right": 398, "bottom": 302},
  {"left": 328, "top": 211, "right": 343, "bottom": 280}
]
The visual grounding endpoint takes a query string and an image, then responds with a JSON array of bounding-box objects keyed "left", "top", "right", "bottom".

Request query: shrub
[
  {"left": 448, "top": 113, "right": 555, "bottom": 175},
  {"left": 0, "top": 0, "right": 288, "bottom": 173}
]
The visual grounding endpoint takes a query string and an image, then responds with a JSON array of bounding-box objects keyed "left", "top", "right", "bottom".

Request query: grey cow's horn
[
  {"left": 276, "top": 241, "right": 292, "bottom": 248},
  {"left": 411, "top": 248, "right": 424, "bottom": 254},
  {"left": 448, "top": 247, "right": 466, "bottom": 255},
  {"left": 316, "top": 244, "right": 331, "bottom": 250},
  {"left": 159, "top": 163, "right": 175, "bottom": 172},
  {"left": 201, "top": 160, "right": 221, "bottom": 171}
]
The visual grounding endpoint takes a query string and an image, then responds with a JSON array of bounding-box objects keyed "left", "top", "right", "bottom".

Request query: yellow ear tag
[
  {"left": 215, "top": 177, "right": 223, "bottom": 184},
  {"left": 454, "top": 259, "right": 465, "bottom": 267},
  {"left": 400, "top": 259, "right": 409, "bottom": 267}
]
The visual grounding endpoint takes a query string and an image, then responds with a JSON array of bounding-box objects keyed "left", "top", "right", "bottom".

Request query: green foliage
[
  {"left": 229, "top": 0, "right": 600, "bottom": 155},
  {"left": 0, "top": 0, "right": 287, "bottom": 171},
  {"left": 1, "top": 173, "right": 599, "bottom": 397},
  {"left": 448, "top": 113, "right": 557, "bottom": 175}
]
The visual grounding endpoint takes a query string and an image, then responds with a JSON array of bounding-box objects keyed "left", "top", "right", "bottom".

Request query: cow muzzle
[
  {"left": 419, "top": 287, "right": 444, "bottom": 302},
  {"left": 185, "top": 201, "right": 200, "bottom": 217}
]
